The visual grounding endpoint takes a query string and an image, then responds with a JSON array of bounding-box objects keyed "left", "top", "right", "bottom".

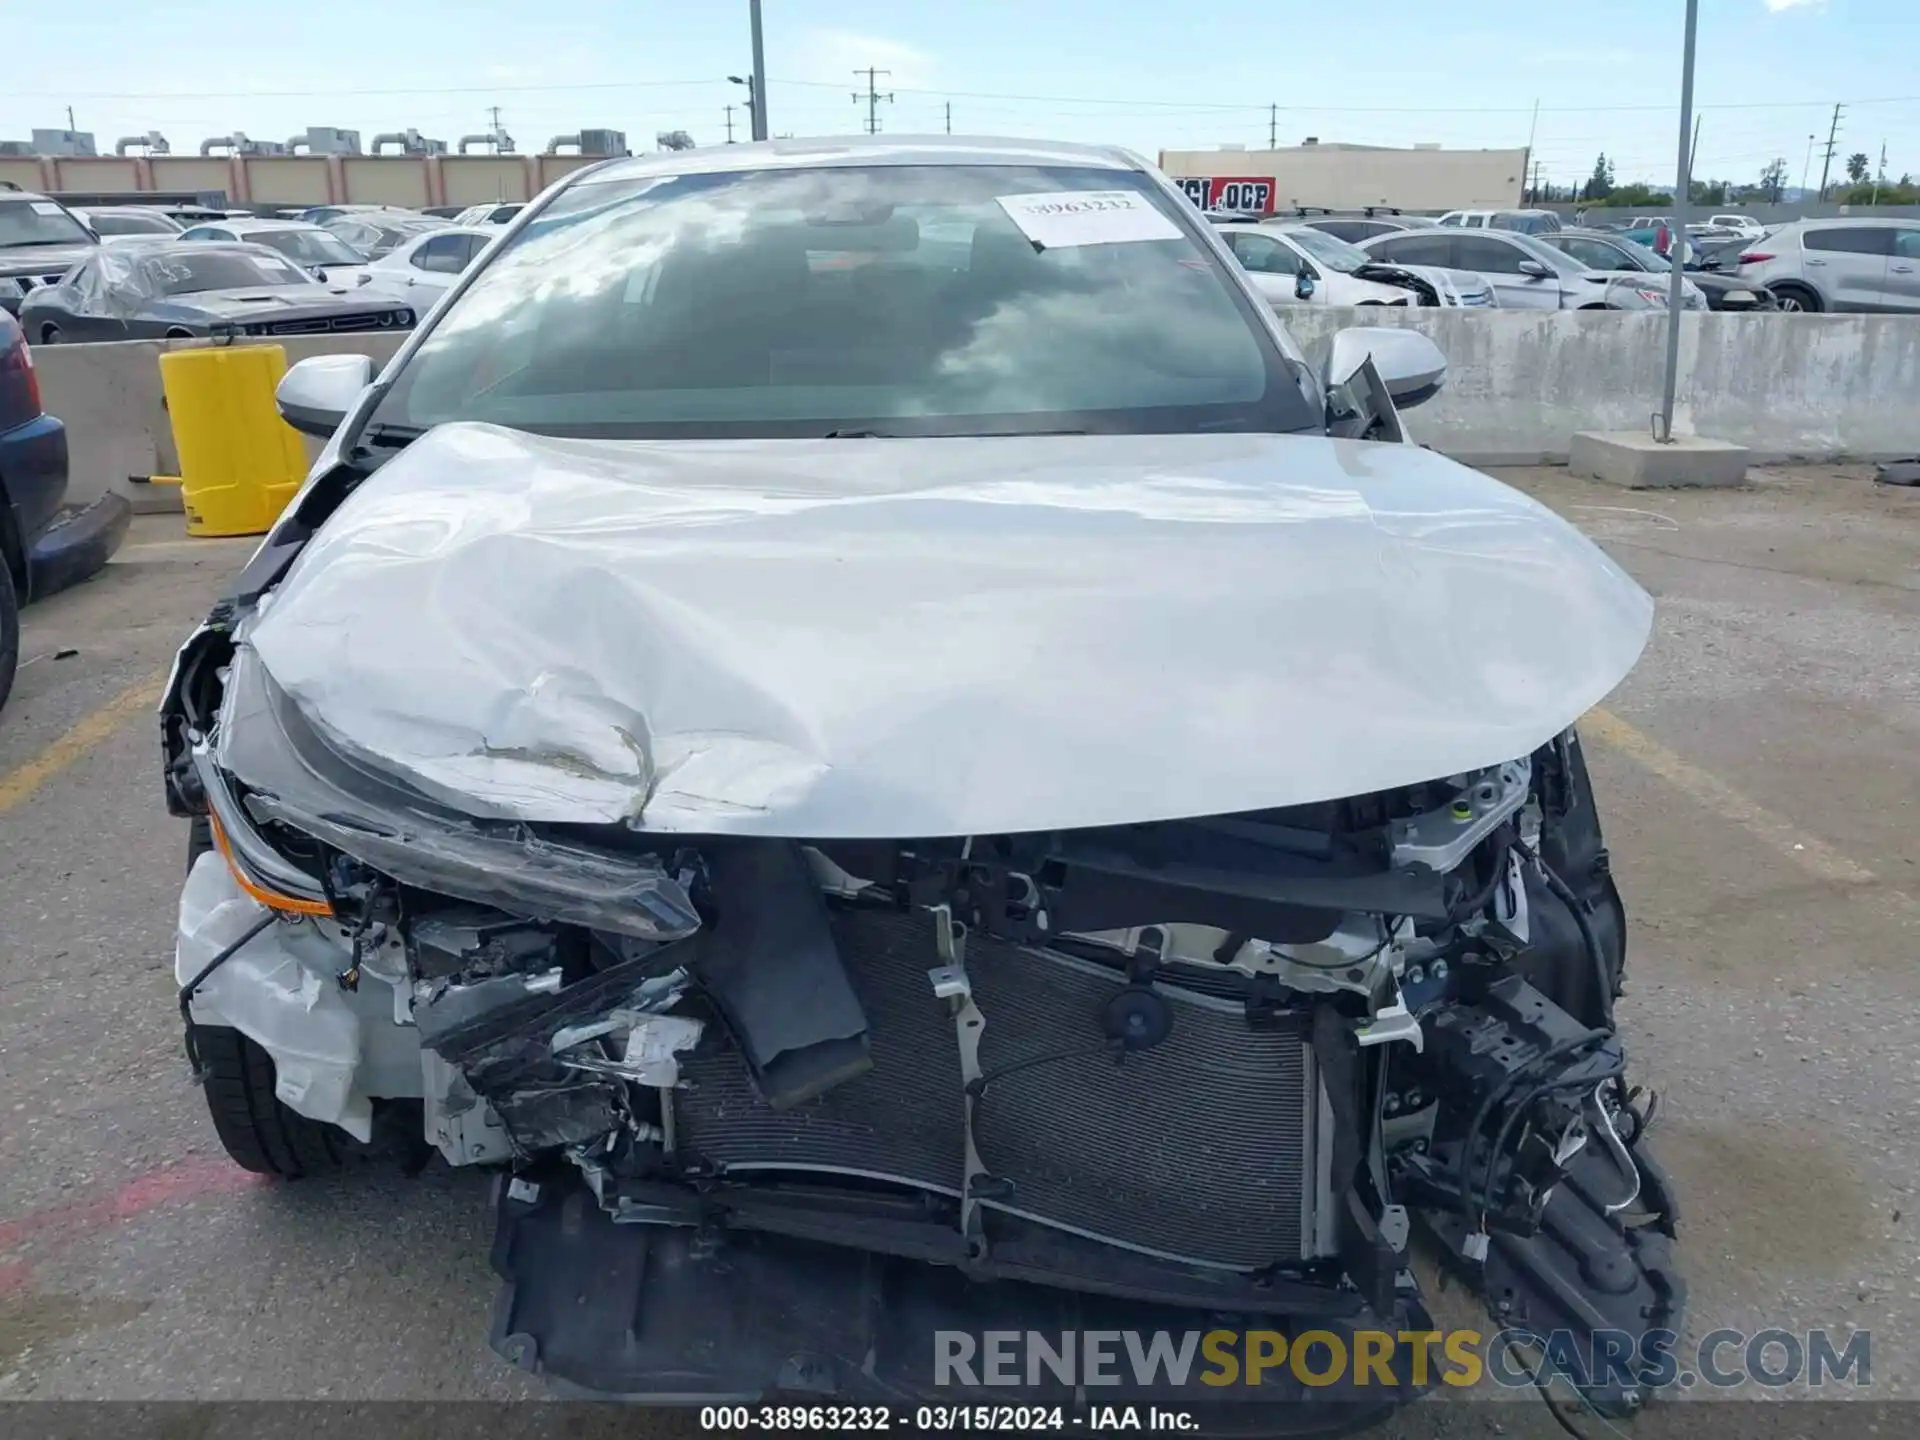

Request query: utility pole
[
  {"left": 853, "top": 68, "right": 894, "bottom": 135},
  {"left": 66, "top": 105, "right": 76, "bottom": 131},
  {"left": 1268, "top": 104, "right": 1277, "bottom": 149},
  {"left": 1655, "top": 0, "right": 1698, "bottom": 446},
  {"left": 1529, "top": 159, "right": 1542, "bottom": 203},
  {"left": 1872, "top": 141, "right": 1887, "bottom": 205},
  {"left": 945, "top": 102, "right": 952, "bottom": 135},
  {"left": 724, "top": 105, "right": 737, "bottom": 143},
  {"left": 1800, "top": 132, "right": 1816, "bottom": 202},
  {"left": 1816, "top": 102, "right": 1843, "bottom": 203},
  {"left": 748, "top": 0, "right": 769, "bottom": 140}
]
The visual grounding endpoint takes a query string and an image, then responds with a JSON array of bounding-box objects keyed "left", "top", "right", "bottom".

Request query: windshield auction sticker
[{"left": 995, "top": 191, "right": 1183, "bottom": 249}]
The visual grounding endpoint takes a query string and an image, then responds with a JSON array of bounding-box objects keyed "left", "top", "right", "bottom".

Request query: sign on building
[{"left": 1173, "top": 176, "right": 1276, "bottom": 214}]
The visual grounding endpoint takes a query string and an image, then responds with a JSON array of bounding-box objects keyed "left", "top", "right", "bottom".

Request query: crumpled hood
[{"left": 243, "top": 423, "right": 1652, "bottom": 839}]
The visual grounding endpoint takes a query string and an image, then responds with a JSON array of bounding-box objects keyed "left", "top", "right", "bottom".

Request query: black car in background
[
  {"left": 0, "top": 306, "right": 131, "bottom": 711},
  {"left": 16, "top": 239, "right": 414, "bottom": 343},
  {"left": 0, "top": 187, "right": 100, "bottom": 318}
]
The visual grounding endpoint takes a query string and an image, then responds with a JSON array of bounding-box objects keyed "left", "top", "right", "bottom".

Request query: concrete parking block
[{"left": 1570, "top": 429, "right": 1751, "bottom": 488}]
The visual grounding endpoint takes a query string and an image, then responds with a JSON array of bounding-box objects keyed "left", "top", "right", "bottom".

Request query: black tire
[
  {"left": 187, "top": 814, "right": 213, "bottom": 875},
  {"left": 39, "top": 324, "right": 60, "bottom": 344},
  {"left": 1771, "top": 282, "right": 1821, "bottom": 313},
  {"left": 0, "top": 553, "right": 17, "bottom": 714},
  {"left": 195, "top": 1024, "right": 353, "bottom": 1178}
]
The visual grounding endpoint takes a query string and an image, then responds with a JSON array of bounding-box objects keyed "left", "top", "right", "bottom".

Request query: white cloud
[
  {"left": 791, "top": 29, "right": 936, "bottom": 92},
  {"left": 1764, "top": 0, "right": 1826, "bottom": 12}
]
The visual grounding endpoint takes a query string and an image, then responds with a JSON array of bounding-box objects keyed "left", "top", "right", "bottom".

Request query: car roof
[
  {"left": 1770, "top": 216, "right": 1918, "bottom": 229},
  {"left": 96, "top": 237, "right": 301, "bottom": 260},
  {"left": 192, "top": 217, "right": 319, "bottom": 230},
  {"left": 572, "top": 134, "right": 1141, "bottom": 189}
]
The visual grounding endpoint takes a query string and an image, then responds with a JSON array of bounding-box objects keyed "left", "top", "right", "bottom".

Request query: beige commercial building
[{"left": 1157, "top": 142, "right": 1529, "bottom": 214}]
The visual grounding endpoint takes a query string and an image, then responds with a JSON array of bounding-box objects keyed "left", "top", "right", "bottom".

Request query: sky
[{"left": 7, "top": 0, "right": 1920, "bottom": 192}]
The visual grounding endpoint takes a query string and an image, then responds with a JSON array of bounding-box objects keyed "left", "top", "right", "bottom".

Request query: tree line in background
[{"left": 1561, "top": 151, "right": 1920, "bottom": 209}]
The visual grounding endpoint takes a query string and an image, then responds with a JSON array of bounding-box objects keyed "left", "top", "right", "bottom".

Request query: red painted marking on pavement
[
  {"left": 0, "top": 1157, "right": 267, "bottom": 1258},
  {"left": 0, "top": 1259, "right": 33, "bottom": 1295}
]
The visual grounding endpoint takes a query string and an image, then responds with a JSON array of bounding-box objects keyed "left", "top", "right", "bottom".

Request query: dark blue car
[{"left": 0, "top": 307, "right": 131, "bottom": 710}]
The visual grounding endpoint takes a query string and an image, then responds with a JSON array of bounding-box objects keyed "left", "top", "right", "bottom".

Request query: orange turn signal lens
[{"left": 207, "top": 811, "right": 335, "bottom": 917}]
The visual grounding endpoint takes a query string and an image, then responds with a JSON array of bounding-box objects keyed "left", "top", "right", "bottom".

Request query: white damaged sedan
[{"left": 161, "top": 137, "right": 1680, "bottom": 1423}]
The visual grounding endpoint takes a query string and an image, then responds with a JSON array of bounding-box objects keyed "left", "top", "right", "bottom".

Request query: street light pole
[
  {"left": 1656, "top": 0, "right": 1698, "bottom": 445},
  {"left": 748, "top": 0, "right": 769, "bottom": 141}
]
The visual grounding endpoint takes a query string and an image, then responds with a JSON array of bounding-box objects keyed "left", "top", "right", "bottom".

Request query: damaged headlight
[{"left": 205, "top": 645, "right": 702, "bottom": 942}]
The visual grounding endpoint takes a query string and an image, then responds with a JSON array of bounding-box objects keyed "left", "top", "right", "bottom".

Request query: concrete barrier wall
[
  {"left": 33, "top": 334, "right": 405, "bottom": 509},
  {"left": 27, "top": 311, "right": 1920, "bottom": 509},
  {"left": 1279, "top": 308, "right": 1920, "bottom": 465}
]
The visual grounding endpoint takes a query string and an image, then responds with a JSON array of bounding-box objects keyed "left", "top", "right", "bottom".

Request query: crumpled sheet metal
[{"left": 245, "top": 422, "right": 1653, "bottom": 839}]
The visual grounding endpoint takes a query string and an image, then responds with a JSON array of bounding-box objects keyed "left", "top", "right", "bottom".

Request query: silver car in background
[
  {"left": 1732, "top": 218, "right": 1920, "bottom": 313},
  {"left": 1267, "top": 222, "right": 1496, "bottom": 307},
  {"left": 1358, "top": 227, "right": 1703, "bottom": 311}
]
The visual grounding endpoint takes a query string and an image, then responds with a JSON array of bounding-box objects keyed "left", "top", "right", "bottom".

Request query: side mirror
[
  {"left": 1518, "top": 259, "right": 1554, "bottom": 279},
  {"left": 1326, "top": 326, "right": 1448, "bottom": 418},
  {"left": 1294, "top": 264, "right": 1317, "bottom": 301},
  {"left": 277, "top": 352, "right": 376, "bottom": 439}
]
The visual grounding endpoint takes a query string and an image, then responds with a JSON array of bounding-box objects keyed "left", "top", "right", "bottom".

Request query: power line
[{"left": 852, "top": 68, "right": 894, "bottom": 135}]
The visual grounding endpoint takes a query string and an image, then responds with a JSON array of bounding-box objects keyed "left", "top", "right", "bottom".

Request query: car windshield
[
  {"left": 0, "top": 199, "right": 93, "bottom": 248},
  {"left": 372, "top": 163, "right": 1317, "bottom": 440},
  {"left": 87, "top": 211, "right": 180, "bottom": 236},
  {"left": 1615, "top": 238, "right": 1670, "bottom": 271},
  {"left": 1508, "top": 232, "right": 1586, "bottom": 276},
  {"left": 247, "top": 229, "right": 367, "bottom": 266},
  {"left": 1277, "top": 226, "right": 1366, "bottom": 274},
  {"left": 139, "top": 250, "right": 313, "bottom": 295}
]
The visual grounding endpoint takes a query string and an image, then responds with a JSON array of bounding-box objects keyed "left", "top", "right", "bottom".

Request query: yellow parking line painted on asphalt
[
  {"left": 0, "top": 667, "right": 167, "bottom": 816},
  {"left": 1584, "top": 705, "right": 1883, "bottom": 890}
]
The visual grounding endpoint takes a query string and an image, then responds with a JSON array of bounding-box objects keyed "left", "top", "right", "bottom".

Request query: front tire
[
  {"left": 1771, "top": 283, "right": 1820, "bottom": 313},
  {"left": 195, "top": 1025, "right": 354, "bottom": 1178},
  {"left": 38, "top": 324, "right": 60, "bottom": 344},
  {"left": 0, "top": 552, "right": 17, "bottom": 714},
  {"left": 187, "top": 815, "right": 213, "bottom": 874}
]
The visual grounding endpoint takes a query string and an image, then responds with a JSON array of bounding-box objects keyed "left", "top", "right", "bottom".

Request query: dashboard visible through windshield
[{"left": 370, "top": 163, "right": 1319, "bottom": 440}]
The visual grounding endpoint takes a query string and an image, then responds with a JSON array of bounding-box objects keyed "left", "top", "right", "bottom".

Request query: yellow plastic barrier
[{"left": 151, "top": 344, "right": 309, "bottom": 538}]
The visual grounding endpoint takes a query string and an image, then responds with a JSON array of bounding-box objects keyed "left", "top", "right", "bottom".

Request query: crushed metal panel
[{"left": 244, "top": 422, "right": 1651, "bottom": 838}]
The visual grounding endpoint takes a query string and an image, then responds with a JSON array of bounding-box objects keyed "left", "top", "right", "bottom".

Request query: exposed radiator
[{"left": 675, "top": 909, "right": 1319, "bottom": 1270}]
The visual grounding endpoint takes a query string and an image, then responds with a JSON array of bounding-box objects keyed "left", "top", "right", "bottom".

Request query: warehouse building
[{"left": 1157, "top": 140, "right": 1529, "bottom": 215}]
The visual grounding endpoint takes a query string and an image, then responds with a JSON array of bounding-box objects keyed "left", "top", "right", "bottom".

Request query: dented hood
[{"left": 244, "top": 423, "right": 1652, "bottom": 838}]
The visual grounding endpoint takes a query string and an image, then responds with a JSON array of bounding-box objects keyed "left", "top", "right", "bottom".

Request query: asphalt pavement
[{"left": 0, "top": 467, "right": 1915, "bottom": 1434}]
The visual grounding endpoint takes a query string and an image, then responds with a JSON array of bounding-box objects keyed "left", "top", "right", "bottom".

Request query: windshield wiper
[
  {"left": 823, "top": 427, "right": 1090, "bottom": 439},
  {"left": 356, "top": 422, "right": 425, "bottom": 451}
]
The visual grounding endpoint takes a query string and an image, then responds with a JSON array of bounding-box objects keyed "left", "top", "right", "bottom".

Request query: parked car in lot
[
  {"left": 1286, "top": 210, "right": 1441, "bottom": 244},
  {"left": 1357, "top": 227, "right": 1702, "bottom": 310},
  {"left": 158, "top": 135, "right": 1675, "bottom": 1421},
  {"left": 294, "top": 203, "right": 412, "bottom": 226},
  {"left": 1245, "top": 221, "right": 1496, "bottom": 307},
  {"left": 0, "top": 188, "right": 99, "bottom": 317},
  {"left": 179, "top": 217, "right": 381, "bottom": 288},
  {"left": 362, "top": 225, "right": 498, "bottom": 313},
  {"left": 69, "top": 206, "right": 186, "bottom": 238},
  {"left": 0, "top": 306, "right": 130, "bottom": 711},
  {"left": 17, "top": 239, "right": 414, "bottom": 343},
  {"left": 1215, "top": 222, "right": 1416, "bottom": 307},
  {"left": 1540, "top": 229, "right": 1765, "bottom": 310},
  {"left": 320, "top": 212, "right": 451, "bottom": 260},
  {"left": 1707, "top": 213, "right": 1766, "bottom": 241},
  {"left": 1437, "top": 208, "right": 1562, "bottom": 234},
  {"left": 451, "top": 201, "right": 526, "bottom": 227},
  {"left": 1732, "top": 218, "right": 1920, "bottom": 312}
]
